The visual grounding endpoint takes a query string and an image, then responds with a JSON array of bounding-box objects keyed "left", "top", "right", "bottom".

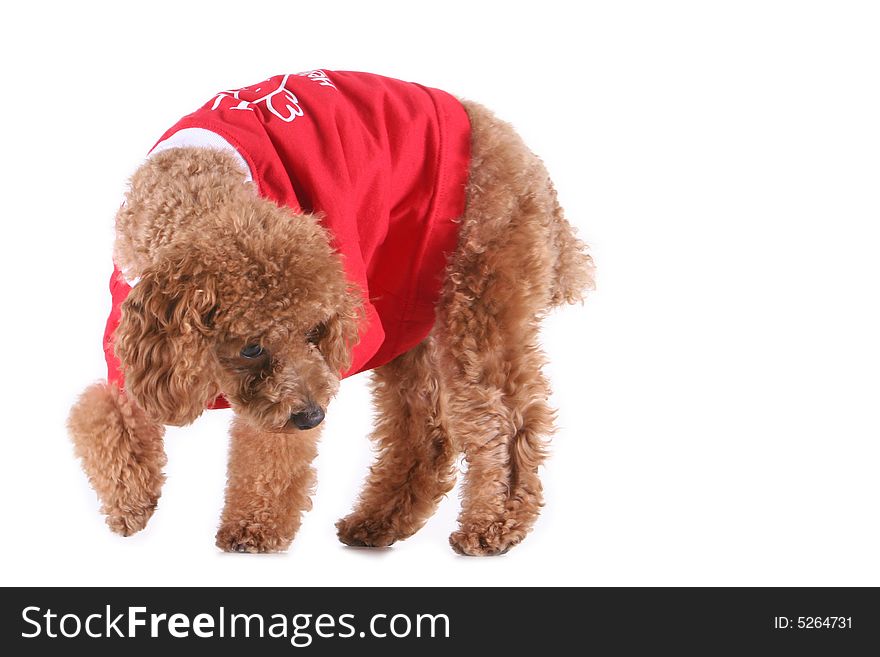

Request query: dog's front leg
[
  {"left": 68, "top": 382, "right": 166, "bottom": 536},
  {"left": 216, "top": 416, "right": 319, "bottom": 553}
]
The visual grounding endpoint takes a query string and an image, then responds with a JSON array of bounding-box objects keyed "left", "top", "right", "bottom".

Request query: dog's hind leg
[
  {"left": 336, "top": 337, "right": 458, "bottom": 547},
  {"left": 433, "top": 100, "right": 591, "bottom": 555},
  {"left": 436, "top": 301, "right": 554, "bottom": 556},
  {"left": 68, "top": 382, "right": 166, "bottom": 536},
  {"left": 216, "top": 416, "right": 320, "bottom": 553}
]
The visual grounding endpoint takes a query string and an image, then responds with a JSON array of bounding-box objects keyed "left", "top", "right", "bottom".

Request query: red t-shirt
[{"left": 104, "top": 70, "right": 471, "bottom": 407}]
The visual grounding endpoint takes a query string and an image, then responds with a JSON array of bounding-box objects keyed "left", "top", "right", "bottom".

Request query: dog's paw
[
  {"left": 449, "top": 522, "right": 525, "bottom": 557},
  {"left": 215, "top": 523, "right": 291, "bottom": 554},
  {"left": 335, "top": 515, "right": 400, "bottom": 548},
  {"left": 104, "top": 504, "right": 157, "bottom": 537}
]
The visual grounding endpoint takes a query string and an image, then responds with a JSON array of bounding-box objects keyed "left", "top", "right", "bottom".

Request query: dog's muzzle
[{"left": 289, "top": 404, "right": 325, "bottom": 430}]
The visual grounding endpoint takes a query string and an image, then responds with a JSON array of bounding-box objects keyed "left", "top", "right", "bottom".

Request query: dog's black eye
[
  {"left": 306, "top": 325, "right": 324, "bottom": 345},
  {"left": 240, "top": 344, "right": 264, "bottom": 359}
]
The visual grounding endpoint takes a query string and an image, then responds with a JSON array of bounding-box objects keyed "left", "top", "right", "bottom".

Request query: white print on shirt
[
  {"left": 297, "top": 69, "right": 337, "bottom": 90},
  {"left": 210, "top": 74, "right": 305, "bottom": 123}
]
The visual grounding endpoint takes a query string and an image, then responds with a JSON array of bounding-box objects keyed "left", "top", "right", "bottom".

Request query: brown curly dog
[{"left": 67, "top": 88, "right": 593, "bottom": 556}]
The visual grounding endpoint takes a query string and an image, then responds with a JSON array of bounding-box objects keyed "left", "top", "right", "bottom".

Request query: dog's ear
[
  {"left": 114, "top": 255, "right": 220, "bottom": 426},
  {"left": 318, "top": 287, "right": 363, "bottom": 375}
]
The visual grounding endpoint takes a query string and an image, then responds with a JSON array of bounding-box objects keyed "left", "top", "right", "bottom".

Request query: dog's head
[{"left": 114, "top": 197, "right": 361, "bottom": 433}]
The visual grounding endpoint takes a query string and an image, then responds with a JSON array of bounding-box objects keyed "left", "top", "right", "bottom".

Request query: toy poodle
[{"left": 67, "top": 70, "right": 594, "bottom": 556}]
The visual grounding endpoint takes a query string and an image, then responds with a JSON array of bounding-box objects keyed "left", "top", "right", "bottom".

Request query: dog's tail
[{"left": 547, "top": 185, "right": 595, "bottom": 306}]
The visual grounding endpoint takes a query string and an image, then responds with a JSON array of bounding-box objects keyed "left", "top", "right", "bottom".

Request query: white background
[{"left": 1, "top": 0, "right": 878, "bottom": 587}]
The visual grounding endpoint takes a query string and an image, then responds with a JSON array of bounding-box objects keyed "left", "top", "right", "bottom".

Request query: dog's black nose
[{"left": 290, "top": 405, "right": 325, "bottom": 430}]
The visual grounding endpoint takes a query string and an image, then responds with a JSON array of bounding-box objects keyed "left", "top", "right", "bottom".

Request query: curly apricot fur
[{"left": 68, "top": 99, "right": 593, "bottom": 555}]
